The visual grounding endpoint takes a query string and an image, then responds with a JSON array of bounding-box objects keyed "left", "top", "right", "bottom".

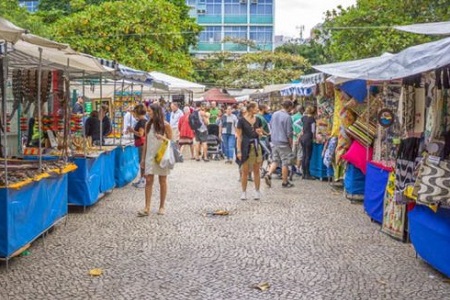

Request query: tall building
[
  {"left": 187, "top": 0, "right": 274, "bottom": 56},
  {"left": 18, "top": 0, "right": 40, "bottom": 12}
]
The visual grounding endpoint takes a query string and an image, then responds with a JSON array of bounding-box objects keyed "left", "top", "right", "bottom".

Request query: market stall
[{"left": 313, "top": 30, "right": 450, "bottom": 274}]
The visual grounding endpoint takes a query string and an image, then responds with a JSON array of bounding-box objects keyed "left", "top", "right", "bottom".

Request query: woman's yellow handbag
[{"left": 154, "top": 140, "right": 169, "bottom": 164}]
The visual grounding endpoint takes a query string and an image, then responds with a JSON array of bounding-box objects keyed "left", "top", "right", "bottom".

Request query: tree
[
  {"left": 320, "top": 0, "right": 449, "bottom": 62},
  {"left": 0, "top": 0, "right": 48, "bottom": 36},
  {"left": 193, "top": 51, "right": 310, "bottom": 89},
  {"left": 48, "top": 0, "right": 201, "bottom": 78},
  {"left": 275, "top": 40, "right": 330, "bottom": 73}
]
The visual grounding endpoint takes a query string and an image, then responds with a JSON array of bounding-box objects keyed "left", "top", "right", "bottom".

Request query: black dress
[
  {"left": 236, "top": 117, "right": 262, "bottom": 165},
  {"left": 300, "top": 115, "right": 316, "bottom": 177}
]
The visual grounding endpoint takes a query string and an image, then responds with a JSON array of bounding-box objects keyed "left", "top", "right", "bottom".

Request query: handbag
[
  {"left": 413, "top": 156, "right": 450, "bottom": 207},
  {"left": 154, "top": 139, "right": 169, "bottom": 164}
]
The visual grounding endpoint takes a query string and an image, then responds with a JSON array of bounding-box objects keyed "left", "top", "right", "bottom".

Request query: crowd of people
[{"left": 114, "top": 98, "right": 318, "bottom": 215}]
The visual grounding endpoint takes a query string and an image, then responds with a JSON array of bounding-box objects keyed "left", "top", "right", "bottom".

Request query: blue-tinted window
[
  {"left": 250, "top": 26, "right": 273, "bottom": 43},
  {"left": 250, "top": 0, "right": 272, "bottom": 15},
  {"left": 186, "top": 0, "right": 196, "bottom": 6},
  {"left": 19, "top": 1, "right": 39, "bottom": 12},
  {"left": 199, "top": 26, "right": 222, "bottom": 42},
  {"left": 205, "top": 0, "right": 222, "bottom": 15},
  {"left": 224, "top": 26, "right": 247, "bottom": 39},
  {"left": 224, "top": 0, "right": 247, "bottom": 15}
]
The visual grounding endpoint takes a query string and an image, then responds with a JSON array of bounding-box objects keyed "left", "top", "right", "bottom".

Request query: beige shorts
[{"left": 243, "top": 144, "right": 263, "bottom": 167}]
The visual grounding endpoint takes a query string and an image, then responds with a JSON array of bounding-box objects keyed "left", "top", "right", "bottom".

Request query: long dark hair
[{"left": 146, "top": 103, "right": 165, "bottom": 135}]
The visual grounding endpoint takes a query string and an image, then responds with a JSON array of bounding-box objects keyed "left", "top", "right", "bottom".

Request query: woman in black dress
[{"left": 236, "top": 101, "right": 264, "bottom": 200}]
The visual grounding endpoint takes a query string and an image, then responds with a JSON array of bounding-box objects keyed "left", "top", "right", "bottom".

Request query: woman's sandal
[
  {"left": 157, "top": 208, "right": 165, "bottom": 215},
  {"left": 137, "top": 210, "right": 149, "bottom": 217}
]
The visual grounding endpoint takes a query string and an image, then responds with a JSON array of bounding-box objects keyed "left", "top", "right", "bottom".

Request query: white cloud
[{"left": 275, "top": 0, "right": 357, "bottom": 38}]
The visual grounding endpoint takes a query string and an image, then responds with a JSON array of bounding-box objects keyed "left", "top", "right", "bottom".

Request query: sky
[{"left": 275, "top": 0, "right": 357, "bottom": 38}]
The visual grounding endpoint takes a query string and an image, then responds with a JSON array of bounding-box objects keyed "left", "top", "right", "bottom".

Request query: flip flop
[{"left": 137, "top": 210, "right": 149, "bottom": 217}]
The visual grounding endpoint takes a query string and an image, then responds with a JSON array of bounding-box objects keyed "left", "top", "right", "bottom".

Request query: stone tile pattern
[{"left": 1, "top": 161, "right": 450, "bottom": 300}]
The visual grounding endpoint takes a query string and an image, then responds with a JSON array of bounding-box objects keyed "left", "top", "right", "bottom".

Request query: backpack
[{"left": 189, "top": 110, "right": 202, "bottom": 130}]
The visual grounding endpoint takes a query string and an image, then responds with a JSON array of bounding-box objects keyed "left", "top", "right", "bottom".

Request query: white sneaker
[
  {"left": 240, "top": 192, "right": 247, "bottom": 200},
  {"left": 254, "top": 190, "right": 262, "bottom": 200},
  {"left": 133, "top": 178, "right": 146, "bottom": 188}
]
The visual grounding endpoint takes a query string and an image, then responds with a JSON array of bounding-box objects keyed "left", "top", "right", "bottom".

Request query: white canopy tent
[
  {"left": 149, "top": 71, "right": 205, "bottom": 94},
  {"left": 0, "top": 17, "right": 25, "bottom": 43},
  {"left": 394, "top": 21, "right": 450, "bottom": 36}
]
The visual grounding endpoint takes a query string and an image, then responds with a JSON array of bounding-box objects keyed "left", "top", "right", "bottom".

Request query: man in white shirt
[
  {"left": 170, "top": 102, "right": 183, "bottom": 143},
  {"left": 122, "top": 105, "right": 137, "bottom": 136}
]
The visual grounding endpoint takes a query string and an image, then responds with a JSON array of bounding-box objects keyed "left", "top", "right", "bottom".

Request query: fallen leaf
[
  {"left": 252, "top": 282, "right": 270, "bottom": 291},
  {"left": 89, "top": 268, "right": 103, "bottom": 277},
  {"left": 442, "top": 279, "right": 450, "bottom": 283},
  {"left": 213, "top": 210, "right": 230, "bottom": 216},
  {"left": 377, "top": 279, "right": 387, "bottom": 285}
]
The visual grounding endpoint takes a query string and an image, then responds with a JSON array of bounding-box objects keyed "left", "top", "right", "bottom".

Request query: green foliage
[
  {"left": 48, "top": 0, "right": 201, "bottom": 78},
  {"left": 0, "top": 0, "right": 49, "bottom": 36},
  {"left": 275, "top": 40, "right": 330, "bottom": 73},
  {"left": 320, "top": 0, "right": 450, "bottom": 62},
  {"left": 193, "top": 51, "right": 310, "bottom": 88}
]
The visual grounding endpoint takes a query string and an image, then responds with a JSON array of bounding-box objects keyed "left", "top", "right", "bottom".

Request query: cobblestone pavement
[{"left": 1, "top": 160, "right": 450, "bottom": 300}]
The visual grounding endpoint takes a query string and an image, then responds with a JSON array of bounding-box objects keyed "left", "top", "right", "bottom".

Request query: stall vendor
[{"left": 85, "top": 111, "right": 101, "bottom": 145}]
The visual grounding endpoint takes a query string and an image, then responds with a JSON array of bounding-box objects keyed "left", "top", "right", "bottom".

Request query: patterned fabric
[
  {"left": 394, "top": 137, "right": 421, "bottom": 204},
  {"left": 330, "top": 90, "right": 343, "bottom": 137},
  {"left": 323, "top": 137, "right": 338, "bottom": 168},
  {"left": 413, "top": 157, "right": 450, "bottom": 208},
  {"left": 402, "top": 86, "right": 416, "bottom": 133},
  {"left": 414, "top": 87, "right": 426, "bottom": 134},
  {"left": 346, "top": 119, "right": 377, "bottom": 147},
  {"left": 382, "top": 172, "right": 407, "bottom": 241}
]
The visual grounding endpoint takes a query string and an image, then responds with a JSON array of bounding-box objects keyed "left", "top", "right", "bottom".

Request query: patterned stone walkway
[{"left": 1, "top": 160, "right": 449, "bottom": 299}]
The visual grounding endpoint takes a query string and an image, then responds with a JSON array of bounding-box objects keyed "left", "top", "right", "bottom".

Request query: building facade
[
  {"left": 18, "top": 0, "right": 40, "bottom": 12},
  {"left": 187, "top": 0, "right": 274, "bottom": 55}
]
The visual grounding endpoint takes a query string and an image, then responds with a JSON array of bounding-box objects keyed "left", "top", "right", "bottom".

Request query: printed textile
[{"left": 382, "top": 172, "right": 407, "bottom": 241}]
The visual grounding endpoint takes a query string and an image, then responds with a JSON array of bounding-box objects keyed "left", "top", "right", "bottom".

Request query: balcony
[
  {"left": 224, "top": 15, "right": 248, "bottom": 24},
  {"left": 195, "top": 42, "right": 222, "bottom": 52},
  {"left": 249, "top": 15, "right": 273, "bottom": 24},
  {"left": 197, "top": 15, "right": 222, "bottom": 24},
  {"left": 223, "top": 43, "right": 248, "bottom": 52}
]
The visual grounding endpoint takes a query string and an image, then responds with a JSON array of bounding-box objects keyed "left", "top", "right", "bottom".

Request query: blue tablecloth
[
  {"left": 310, "top": 143, "right": 333, "bottom": 179},
  {"left": 409, "top": 206, "right": 450, "bottom": 277},
  {"left": 344, "top": 163, "right": 365, "bottom": 195},
  {"left": 0, "top": 175, "right": 68, "bottom": 258},
  {"left": 114, "top": 145, "right": 139, "bottom": 188},
  {"left": 364, "top": 162, "right": 391, "bottom": 223},
  {"left": 68, "top": 150, "right": 116, "bottom": 206}
]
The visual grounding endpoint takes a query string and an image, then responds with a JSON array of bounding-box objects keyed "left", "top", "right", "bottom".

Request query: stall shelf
[
  {"left": 0, "top": 168, "right": 73, "bottom": 262},
  {"left": 68, "top": 147, "right": 116, "bottom": 207},
  {"left": 364, "top": 162, "right": 392, "bottom": 223},
  {"left": 409, "top": 205, "right": 450, "bottom": 277},
  {"left": 344, "top": 163, "right": 365, "bottom": 200},
  {"left": 114, "top": 144, "right": 139, "bottom": 188}
]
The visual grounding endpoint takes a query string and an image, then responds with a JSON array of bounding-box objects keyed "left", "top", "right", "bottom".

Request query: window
[
  {"left": 250, "top": 26, "right": 273, "bottom": 44},
  {"left": 205, "top": 0, "right": 222, "bottom": 15},
  {"left": 19, "top": 1, "right": 39, "bottom": 12},
  {"left": 224, "top": 26, "right": 247, "bottom": 40},
  {"left": 224, "top": 0, "right": 247, "bottom": 15},
  {"left": 186, "top": 0, "right": 196, "bottom": 6},
  {"left": 199, "top": 26, "right": 222, "bottom": 42},
  {"left": 250, "top": 0, "right": 272, "bottom": 15}
]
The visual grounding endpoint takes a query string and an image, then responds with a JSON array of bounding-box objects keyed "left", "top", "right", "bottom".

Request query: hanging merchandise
[
  {"left": 413, "top": 155, "right": 450, "bottom": 208},
  {"left": 19, "top": 117, "right": 28, "bottom": 132},
  {"left": 382, "top": 172, "right": 407, "bottom": 241},
  {"left": 394, "top": 137, "right": 421, "bottom": 204},
  {"left": 414, "top": 87, "right": 426, "bottom": 134},
  {"left": 378, "top": 108, "right": 395, "bottom": 128}
]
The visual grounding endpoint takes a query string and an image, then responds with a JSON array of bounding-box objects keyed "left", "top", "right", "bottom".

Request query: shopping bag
[
  {"left": 154, "top": 140, "right": 169, "bottom": 164},
  {"left": 171, "top": 141, "right": 184, "bottom": 163},
  {"left": 160, "top": 142, "right": 175, "bottom": 169}
]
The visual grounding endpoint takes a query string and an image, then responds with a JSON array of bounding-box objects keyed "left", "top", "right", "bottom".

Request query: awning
[
  {"left": 313, "top": 36, "right": 450, "bottom": 81},
  {"left": 0, "top": 17, "right": 25, "bottom": 43},
  {"left": 394, "top": 21, "right": 450, "bottom": 36},
  {"left": 97, "top": 58, "right": 152, "bottom": 84},
  {"left": 280, "top": 83, "right": 316, "bottom": 97},
  {"left": 149, "top": 71, "right": 205, "bottom": 94}
]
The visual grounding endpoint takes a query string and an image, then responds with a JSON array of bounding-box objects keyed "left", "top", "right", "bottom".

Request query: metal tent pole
[
  {"left": 1, "top": 43, "right": 8, "bottom": 185},
  {"left": 99, "top": 73, "right": 103, "bottom": 151},
  {"left": 82, "top": 70, "right": 87, "bottom": 157},
  {"left": 119, "top": 78, "right": 125, "bottom": 146},
  {"left": 37, "top": 48, "right": 43, "bottom": 172},
  {"left": 113, "top": 62, "right": 118, "bottom": 146}
]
